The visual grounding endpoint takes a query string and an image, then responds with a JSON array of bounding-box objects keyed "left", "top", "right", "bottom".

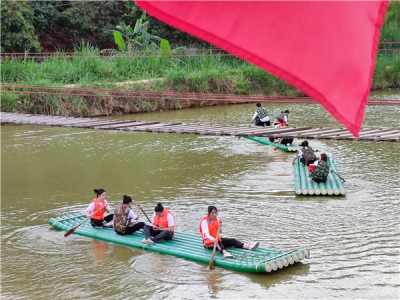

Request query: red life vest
[
  {"left": 154, "top": 209, "right": 175, "bottom": 231},
  {"left": 91, "top": 198, "right": 106, "bottom": 220},
  {"left": 199, "top": 216, "right": 222, "bottom": 246}
]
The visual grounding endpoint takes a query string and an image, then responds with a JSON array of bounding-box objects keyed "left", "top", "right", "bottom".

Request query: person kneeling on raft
[
  {"left": 85, "top": 188, "right": 113, "bottom": 228},
  {"left": 113, "top": 195, "right": 145, "bottom": 235},
  {"left": 200, "top": 205, "right": 260, "bottom": 258},
  {"left": 142, "top": 203, "right": 175, "bottom": 245}
]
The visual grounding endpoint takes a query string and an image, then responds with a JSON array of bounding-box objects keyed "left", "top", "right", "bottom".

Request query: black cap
[{"left": 284, "top": 110, "right": 290, "bottom": 113}]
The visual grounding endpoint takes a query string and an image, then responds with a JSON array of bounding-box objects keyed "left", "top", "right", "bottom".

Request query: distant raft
[
  {"left": 49, "top": 214, "right": 310, "bottom": 273},
  {"left": 244, "top": 136, "right": 300, "bottom": 152},
  {"left": 294, "top": 155, "right": 345, "bottom": 196}
]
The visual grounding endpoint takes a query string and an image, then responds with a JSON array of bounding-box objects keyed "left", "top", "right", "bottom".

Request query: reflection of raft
[
  {"left": 244, "top": 136, "right": 299, "bottom": 152},
  {"left": 49, "top": 214, "right": 310, "bottom": 273},
  {"left": 294, "top": 155, "right": 345, "bottom": 196}
]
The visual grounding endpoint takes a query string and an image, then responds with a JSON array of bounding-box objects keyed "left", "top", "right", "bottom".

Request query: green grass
[{"left": 1, "top": 44, "right": 399, "bottom": 115}]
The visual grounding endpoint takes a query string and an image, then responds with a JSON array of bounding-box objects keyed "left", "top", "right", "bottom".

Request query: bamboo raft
[
  {"left": 49, "top": 213, "right": 310, "bottom": 273},
  {"left": 294, "top": 155, "right": 345, "bottom": 196},
  {"left": 1, "top": 112, "right": 399, "bottom": 142},
  {"left": 244, "top": 136, "right": 300, "bottom": 152}
]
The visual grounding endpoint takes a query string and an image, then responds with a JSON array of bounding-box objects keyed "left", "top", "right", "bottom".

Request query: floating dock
[
  {"left": 49, "top": 213, "right": 310, "bottom": 273},
  {"left": 294, "top": 155, "right": 345, "bottom": 196},
  {"left": 1, "top": 112, "right": 399, "bottom": 142}
]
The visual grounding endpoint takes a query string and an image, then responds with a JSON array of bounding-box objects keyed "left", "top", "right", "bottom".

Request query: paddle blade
[{"left": 64, "top": 227, "right": 76, "bottom": 237}]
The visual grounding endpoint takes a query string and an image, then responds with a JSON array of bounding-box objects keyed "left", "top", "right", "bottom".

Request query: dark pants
[
  {"left": 269, "top": 137, "right": 293, "bottom": 144},
  {"left": 91, "top": 214, "right": 113, "bottom": 227},
  {"left": 143, "top": 225, "right": 173, "bottom": 242},
  {"left": 205, "top": 237, "right": 244, "bottom": 254},
  {"left": 116, "top": 222, "right": 145, "bottom": 235},
  {"left": 312, "top": 178, "right": 326, "bottom": 184},
  {"left": 255, "top": 119, "right": 270, "bottom": 126}
]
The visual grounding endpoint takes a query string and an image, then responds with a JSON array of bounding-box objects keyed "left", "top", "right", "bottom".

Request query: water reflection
[{"left": 89, "top": 240, "right": 109, "bottom": 265}]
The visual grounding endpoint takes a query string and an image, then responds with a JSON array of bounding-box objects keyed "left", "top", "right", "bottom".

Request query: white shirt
[
  {"left": 151, "top": 211, "right": 175, "bottom": 228},
  {"left": 128, "top": 210, "right": 138, "bottom": 221},
  {"left": 252, "top": 111, "right": 270, "bottom": 122},
  {"left": 86, "top": 200, "right": 110, "bottom": 213},
  {"left": 200, "top": 217, "right": 220, "bottom": 240}
]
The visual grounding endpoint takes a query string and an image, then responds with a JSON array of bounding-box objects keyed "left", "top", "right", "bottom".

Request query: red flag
[{"left": 136, "top": 1, "right": 388, "bottom": 137}]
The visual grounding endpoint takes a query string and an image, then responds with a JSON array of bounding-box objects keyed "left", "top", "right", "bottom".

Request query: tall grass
[{"left": 1, "top": 42, "right": 399, "bottom": 115}]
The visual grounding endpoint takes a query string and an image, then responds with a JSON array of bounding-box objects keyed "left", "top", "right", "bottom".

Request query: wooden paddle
[
  {"left": 273, "top": 138, "right": 282, "bottom": 150},
  {"left": 331, "top": 169, "right": 346, "bottom": 183},
  {"left": 140, "top": 207, "right": 152, "bottom": 223},
  {"left": 64, "top": 206, "right": 105, "bottom": 237},
  {"left": 207, "top": 221, "right": 221, "bottom": 271}
]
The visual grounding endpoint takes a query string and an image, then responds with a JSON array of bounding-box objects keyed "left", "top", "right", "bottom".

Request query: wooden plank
[
  {"left": 70, "top": 120, "right": 135, "bottom": 128},
  {"left": 120, "top": 123, "right": 182, "bottom": 132}
]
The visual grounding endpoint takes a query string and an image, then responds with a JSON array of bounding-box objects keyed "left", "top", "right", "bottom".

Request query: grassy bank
[{"left": 1, "top": 43, "right": 399, "bottom": 116}]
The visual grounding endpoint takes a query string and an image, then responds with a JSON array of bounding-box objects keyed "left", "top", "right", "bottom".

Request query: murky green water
[{"left": 1, "top": 93, "right": 399, "bottom": 299}]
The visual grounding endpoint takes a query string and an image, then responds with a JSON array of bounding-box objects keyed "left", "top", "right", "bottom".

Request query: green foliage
[
  {"left": 112, "top": 13, "right": 163, "bottom": 51},
  {"left": 160, "top": 39, "right": 171, "bottom": 51},
  {"left": 1, "top": 1, "right": 41, "bottom": 52},
  {"left": 113, "top": 31, "right": 126, "bottom": 51},
  {"left": 380, "top": 2, "right": 400, "bottom": 43}
]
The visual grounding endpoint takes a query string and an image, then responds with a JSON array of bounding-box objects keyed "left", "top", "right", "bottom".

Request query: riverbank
[{"left": 1, "top": 46, "right": 399, "bottom": 117}]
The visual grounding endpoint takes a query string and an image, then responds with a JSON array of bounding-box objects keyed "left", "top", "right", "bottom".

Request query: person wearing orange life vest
[
  {"left": 200, "top": 206, "right": 259, "bottom": 259},
  {"left": 142, "top": 203, "right": 175, "bottom": 245},
  {"left": 270, "top": 109, "right": 293, "bottom": 145},
  {"left": 85, "top": 189, "right": 113, "bottom": 228}
]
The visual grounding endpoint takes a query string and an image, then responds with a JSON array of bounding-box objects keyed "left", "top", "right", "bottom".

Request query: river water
[{"left": 1, "top": 92, "right": 399, "bottom": 299}]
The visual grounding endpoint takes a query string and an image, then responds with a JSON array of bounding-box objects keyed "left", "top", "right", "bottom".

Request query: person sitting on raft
[
  {"left": 142, "top": 203, "right": 175, "bottom": 245},
  {"left": 250, "top": 103, "right": 270, "bottom": 126},
  {"left": 309, "top": 153, "right": 330, "bottom": 183},
  {"left": 200, "top": 205, "right": 259, "bottom": 259},
  {"left": 295, "top": 140, "right": 317, "bottom": 166},
  {"left": 113, "top": 195, "right": 145, "bottom": 235},
  {"left": 269, "top": 110, "right": 293, "bottom": 145},
  {"left": 85, "top": 188, "right": 113, "bottom": 228}
]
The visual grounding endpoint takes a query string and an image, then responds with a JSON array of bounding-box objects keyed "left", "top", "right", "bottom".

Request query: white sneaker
[
  {"left": 249, "top": 241, "right": 260, "bottom": 251},
  {"left": 223, "top": 252, "right": 234, "bottom": 259},
  {"left": 143, "top": 239, "right": 154, "bottom": 245}
]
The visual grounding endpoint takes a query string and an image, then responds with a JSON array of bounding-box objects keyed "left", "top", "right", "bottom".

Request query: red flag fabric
[{"left": 136, "top": 1, "right": 388, "bottom": 137}]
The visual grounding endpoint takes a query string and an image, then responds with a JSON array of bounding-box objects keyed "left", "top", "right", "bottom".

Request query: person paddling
[
  {"left": 113, "top": 195, "right": 145, "bottom": 235},
  {"left": 142, "top": 203, "right": 175, "bottom": 245},
  {"left": 200, "top": 206, "right": 259, "bottom": 258},
  {"left": 85, "top": 189, "right": 113, "bottom": 228}
]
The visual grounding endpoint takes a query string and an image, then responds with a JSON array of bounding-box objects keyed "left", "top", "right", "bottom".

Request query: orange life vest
[
  {"left": 91, "top": 198, "right": 106, "bottom": 220},
  {"left": 154, "top": 209, "right": 175, "bottom": 231},
  {"left": 199, "top": 216, "right": 222, "bottom": 246}
]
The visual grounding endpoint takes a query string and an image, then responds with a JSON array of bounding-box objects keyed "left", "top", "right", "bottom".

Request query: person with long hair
[
  {"left": 85, "top": 189, "right": 113, "bottom": 228},
  {"left": 200, "top": 206, "right": 259, "bottom": 258}
]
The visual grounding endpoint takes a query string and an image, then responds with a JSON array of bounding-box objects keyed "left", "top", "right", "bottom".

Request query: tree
[{"left": 1, "top": 1, "right": 41, "bottom": 53}]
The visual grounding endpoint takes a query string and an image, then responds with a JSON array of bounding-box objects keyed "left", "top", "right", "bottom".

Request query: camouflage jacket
[{"left": 309, "top": 160, "right": 330, "bottom": 182}]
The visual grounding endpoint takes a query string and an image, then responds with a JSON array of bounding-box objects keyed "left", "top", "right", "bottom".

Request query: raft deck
[
  {"left": 294, "top": 155, "right": 345, "bottom": 196},
  {"left": 49, "top": 214, "right": 310, "bottom": 273},
  {"left": 244, "top": 136, "right": 300, "bottom": 152}
]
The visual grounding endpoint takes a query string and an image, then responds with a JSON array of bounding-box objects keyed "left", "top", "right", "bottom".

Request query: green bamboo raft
[
  {"left": 244, "top": 136, "right": 300, "bottom": 152},
  {"left": 294, "top": 155, "right": 345, "bottom": 196},
  {"left": 49, "top": 214, "right": 310, "bottom": 273}
]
